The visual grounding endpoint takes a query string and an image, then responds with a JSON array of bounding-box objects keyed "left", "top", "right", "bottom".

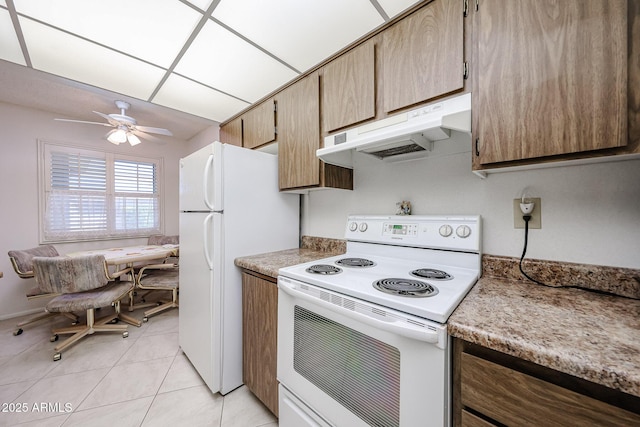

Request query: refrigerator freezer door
[
  {"left": 179, "top": 143, "right": 223, "bottom": 212},
  {"left": 179, "top": 211, "right": 222, "bottom": 393}
]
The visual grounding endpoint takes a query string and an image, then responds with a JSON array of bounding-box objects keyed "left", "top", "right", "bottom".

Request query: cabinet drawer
[
  {"left": 461, "top": 352, "right": 640, "bottom": 426},
  {"left": 461, "top": 410, "right": 495, "bottom": 427}
]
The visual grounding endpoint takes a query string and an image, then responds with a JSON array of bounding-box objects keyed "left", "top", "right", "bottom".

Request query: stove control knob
[
  {"left": 439, "top": 224, "right": 453, "bottom": 237},
  {"left": 359, "top": 222, "right": 368, "bottom": 232},
  {"left": 349, "top": 222, "right": 358, "bottom": 232},
  {"left": 456, "top": 225, "right": 472, "bottom": 238}
]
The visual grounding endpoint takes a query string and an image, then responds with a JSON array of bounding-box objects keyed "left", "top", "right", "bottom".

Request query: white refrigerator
[{"left": 179, "top": 142, "right": 299, "bottom": 395}]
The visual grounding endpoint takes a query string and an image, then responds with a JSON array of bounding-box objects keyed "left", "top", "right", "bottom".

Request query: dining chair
[
  {"left": 147, "top": 234, "right": 179, "bottom": 247},
  {"left": 136, "top": 261, "right": 179, "bottom": 322},
  {"left": 7, "top": 246, "right": 79, "bottom": 336},
  {"left": 32, "top": 254, "right": 133, "bottom": 361},
  {"left": 128, "top": 234, "right": 179, "bottom": 313}
]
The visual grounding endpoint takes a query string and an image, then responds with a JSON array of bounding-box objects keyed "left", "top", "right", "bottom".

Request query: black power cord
[
  {"left": 519, "top": 215, "right": 548, "bottom": 286},
  {"left": 519, "top": 213, "right": 638, "bottom": 300}
]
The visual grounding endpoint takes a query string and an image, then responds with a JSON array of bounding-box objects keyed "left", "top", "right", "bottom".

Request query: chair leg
[
  {"left": 52, "top": 309, "right": 128, "bottom": 358},
  {"left": 16, "top": 310, "right": 57, "bottom": 328},
  {"left": 114, "top": 301, "right": 142, "bottom": 327},
  {"left": 14, "top": 310, "right": 79, "bottom": 336},
  {"left": 143, "top": 288, "right": 178, "bottom": 320},
  {"left": 61, "top": 312, "right": 80, "bottom": 323},
  {"left": 128, "top": 289, "right": 159, "bottom": 312}
]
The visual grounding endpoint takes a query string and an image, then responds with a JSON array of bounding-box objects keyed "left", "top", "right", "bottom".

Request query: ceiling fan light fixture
[
  {"left": 107, "top": 128, "right": 127, "bottom": 144},
  {"left": 127, "top": 133, "right": 142, "bottom": 146}
]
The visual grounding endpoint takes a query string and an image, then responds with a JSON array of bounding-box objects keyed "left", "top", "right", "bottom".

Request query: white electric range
[{"left": 277, "top": 215, "right": 482, "bottom": 427}]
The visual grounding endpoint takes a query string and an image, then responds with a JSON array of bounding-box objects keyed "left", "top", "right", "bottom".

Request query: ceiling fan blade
[
  {"left": 93, "top": 111, "right": 121, "bottom": 127},
  {"left": 54, "top": 118, "right": 113, "bottom": 127},
  {"left": 134, "top": 125, "right": 173, "bottom": 136},
  {"left": 131, "top": 129, "right": 166, "bottom": 144}
]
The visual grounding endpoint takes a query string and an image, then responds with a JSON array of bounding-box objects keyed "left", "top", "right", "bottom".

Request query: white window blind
[{"left": 40, "top": 142, "right": 162, "bottom": 242}]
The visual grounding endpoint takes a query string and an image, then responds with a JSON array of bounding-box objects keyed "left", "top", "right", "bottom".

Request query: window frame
[{"left": 38, "top": 140, "right": 164, "bottom": 243}]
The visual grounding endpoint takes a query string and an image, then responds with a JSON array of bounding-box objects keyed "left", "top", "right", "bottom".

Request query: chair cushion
[
  {"left": 8, "top": 245, "right": 59, "bottom": 276},
  {"left": 33, "top": 255, "right": 108, "bottom": 294},
  {"left": 26, "top": 285, "right": 54, "bottom": 298},
  {"left": 46, "top": 280, "right": 133, "bottom": 313},
  {"left": 139, "top": 269, "right": 179, "bottom": 290}
]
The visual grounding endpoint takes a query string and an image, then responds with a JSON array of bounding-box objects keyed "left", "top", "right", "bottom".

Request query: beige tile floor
[{"left": 0, "top": 304, "right": 277, "bottom": 427}]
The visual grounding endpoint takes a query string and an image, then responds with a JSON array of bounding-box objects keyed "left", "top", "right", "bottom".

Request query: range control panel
[
  {"left": 345, "top": 215, "right": 481, "bottom": 252},
  {"left": 382, "top": 223, "right": 418, "bottom": 237}
]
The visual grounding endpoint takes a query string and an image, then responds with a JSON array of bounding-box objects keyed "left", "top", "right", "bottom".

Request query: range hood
[{"left": 317, "top": 93, "right": 471, "bottom": 168}]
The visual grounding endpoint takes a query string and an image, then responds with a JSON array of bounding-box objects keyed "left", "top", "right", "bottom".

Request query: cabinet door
[
  {"left": 322, "top": 40, "right": 375, "bottom": 133},
  {"left": 476, "top": 0, "right": 627, "bottom": 164},
  {"left": 381, "top": 0, "right": 464, "bottom": 113},
  {"left": 242, "top": 272, "right": 278, "bottom": 416},
  {"left": 243, "top": 99, "right": 276, "bottom": 149},
  {"left": 219, "top": 116, "right": 242, "bottom": 146},
  {"left": 277, "top": 73, "right": 320, "bottom": 190}
]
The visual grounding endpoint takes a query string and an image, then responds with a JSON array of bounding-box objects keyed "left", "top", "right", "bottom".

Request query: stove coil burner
[
  {"left": 373, "top": 278, "right": 439, "bottom": 298},
  {"left": 335, "top": 257, "right": 376, "bottom": 268},
  {"left": 306, "top": 264, "right": 343, "bottom": 275},
  {"left": 410, "top": 268, "right": 453, "bottom": 280}
]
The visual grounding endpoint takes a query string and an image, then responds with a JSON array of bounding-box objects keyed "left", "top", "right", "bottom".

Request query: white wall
[
  {"left": 0, "top": 101, "right": 215, "bottom": 319},
  {"left": 303, "top": 136, "right": 640, "bottom": 269}
]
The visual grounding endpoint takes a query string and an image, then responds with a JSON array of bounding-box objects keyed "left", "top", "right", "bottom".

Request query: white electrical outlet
[{"left": 513, "top": 198, "right": 542, "bottom": 229}]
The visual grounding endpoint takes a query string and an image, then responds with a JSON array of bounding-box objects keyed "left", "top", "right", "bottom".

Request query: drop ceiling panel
[
  {"left": 184, "top": 0, "right": 214, "bottom": 11},
  {"left": 377, "top": 0, "right": 423, "bottom": 18},
  {"left": 213, "top": 0, "right": 385, "bottom": 72},
  {"left": 20, "top": 18, "right": 166, "bottom": 100},
  {"left": 13, "top": 0, "right": 201, "bottom": 68},
  {"left": 153, "top": 73, "right": 250, "bottom": 122},
  {"left": 175, "top": 20, "right": 298, "bottom": 103},
  {"left": 0, "top": 9, "right": 25, "bottom": 65}
]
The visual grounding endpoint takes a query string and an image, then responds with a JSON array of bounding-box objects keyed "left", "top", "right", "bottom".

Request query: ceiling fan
[{"left": 55, "top": 100, "right": 173, "bottom": 146}]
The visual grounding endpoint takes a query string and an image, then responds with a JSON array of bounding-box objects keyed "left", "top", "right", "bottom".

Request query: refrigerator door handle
[
  {"left": 203, "top": 213, "right": 214, "bottom": 269},
  {"left": 203, "top": 154, "right": 214, "bottom": 210}
]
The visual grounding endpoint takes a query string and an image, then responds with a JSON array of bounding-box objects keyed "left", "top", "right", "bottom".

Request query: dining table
[
  {"left": 66, "top": 244, "right": 179, "bottom": 326},
  {"left": 67, "top": 244, "right": 178, "bottom": 267}
]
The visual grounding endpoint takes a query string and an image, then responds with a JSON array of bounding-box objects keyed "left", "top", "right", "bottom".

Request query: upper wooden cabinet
[
  {"left": 277, "top": 73, "right": 321, "bottom": 190},
  {"left": 243, "top": 99, "right": 276, "bottom": 149},
  {"left": 474, "top": 0, "right": 630, "bottom": 166},
  {"left": 381, "top": 0, "right": 465, "bottom": 114},
  {"left": 322, "top": 40, "right": 376, "bottom": 133},
  {"left": 219, "top": 116, "right": 242, "bottom": 146},
  {"left": 277, "top": 73, "right": 353, "bottom": 191}
]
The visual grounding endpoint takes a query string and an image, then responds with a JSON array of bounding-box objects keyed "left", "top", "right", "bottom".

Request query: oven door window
[{"left": 294, "top": 305, "right": 400, "bottom": 427}]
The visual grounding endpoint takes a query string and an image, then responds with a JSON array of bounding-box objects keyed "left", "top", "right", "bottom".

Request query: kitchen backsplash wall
[{"left": 302, "top": 134, "right": 640, "bottom": 269}]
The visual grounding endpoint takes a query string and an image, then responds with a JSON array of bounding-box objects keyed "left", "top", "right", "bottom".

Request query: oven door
[{"left": 277, "top": 276, "right": 449, "bottom": 427}]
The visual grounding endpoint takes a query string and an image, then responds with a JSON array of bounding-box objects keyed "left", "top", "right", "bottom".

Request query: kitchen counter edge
[
  {"left": 235, "top": 247, "right": 345, "bottom": 280},
  {"left": 448, "top": 275, "right": 640, "bottom": 398}
]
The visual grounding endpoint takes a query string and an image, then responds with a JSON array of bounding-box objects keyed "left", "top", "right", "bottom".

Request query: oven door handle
[{"left": 279, "top": 279, "right": 443, "bottom": 346}]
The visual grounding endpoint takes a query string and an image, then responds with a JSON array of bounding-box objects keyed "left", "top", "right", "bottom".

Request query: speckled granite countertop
[
  {"left": 234, "top": 236, "right": 346, "bottom": 279},
  {"left": 235, "top": 248, "right": 337, "bottom": 278},
  {"left": 449, "top": 258, "right": 640, "bottom": 398}
]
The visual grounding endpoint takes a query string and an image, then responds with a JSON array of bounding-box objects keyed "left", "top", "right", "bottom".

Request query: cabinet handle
[{"left": 475, "top": 138, "right": 480, "bottom": 156}]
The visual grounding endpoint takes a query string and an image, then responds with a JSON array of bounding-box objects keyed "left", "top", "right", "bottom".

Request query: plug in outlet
[{"left": 513, "top": 198, "right": 541, "bottom": 229}]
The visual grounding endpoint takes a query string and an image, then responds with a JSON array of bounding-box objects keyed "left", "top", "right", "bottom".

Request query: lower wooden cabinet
[
  {"left": 242, "top": 271, "right": 278, "bottom": 416},
  {"left": 452, "top": 338, "right": 640, "bottom": 426}
]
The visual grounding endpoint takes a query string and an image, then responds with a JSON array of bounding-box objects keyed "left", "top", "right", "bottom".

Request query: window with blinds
[{"left": 40, "top": 142, "right": 162, "bottom": 242}]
